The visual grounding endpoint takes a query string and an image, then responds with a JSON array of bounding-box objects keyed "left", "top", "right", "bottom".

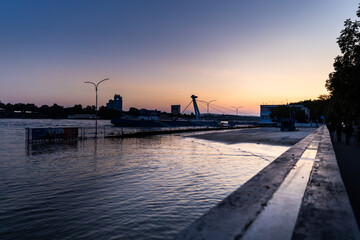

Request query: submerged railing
[
  {"left": 26, "top": 127, "right": 81, "bottom": 142},
  {"left": 25, "top": 125, "right": 229, "bottom": 142},
  {"left": 25, "top": 125, "right": 255, "bottom": 143}
]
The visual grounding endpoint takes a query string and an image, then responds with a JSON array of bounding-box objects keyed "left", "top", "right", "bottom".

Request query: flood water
[{"left": 0, "top": 119, "right": 289, "bottom": 239}]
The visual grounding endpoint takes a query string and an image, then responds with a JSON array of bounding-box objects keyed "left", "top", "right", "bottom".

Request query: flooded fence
[
  {"left": 26, "top": 127, "right": 79, "bottom": 142},
  {"left": 103, "top": 125, "right": 215, "bottom": 138},
  {"left": 25, "top": 125, "right": 251, "bottom": 142},
  {"left": 25, "top": 126, "right": 110, "bottom": 142},
  {"left": 25, "top": 125, "right": 208, "bottom": 142}
]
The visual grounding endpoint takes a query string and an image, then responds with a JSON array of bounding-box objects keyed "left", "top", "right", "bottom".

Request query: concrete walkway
[
  {"left": 292, "top": 127, "right": 359, "bottom": 239},
  {"left": 333, "top": 141, "right": 360, "bottom": 229},
  {"left": 189, "top": 127, "right": 316, "bottom": 146},
  {"left": 175, "top": 126, "right": 360, "bottom": 239}
]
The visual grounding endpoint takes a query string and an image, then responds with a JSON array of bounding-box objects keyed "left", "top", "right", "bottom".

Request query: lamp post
[
  {"left": 231, "top": 106, "right": 243, "bottom": 116},
  {"left": 84, "top": 78, "right": 109, "bottom": 137},
  {"left": 199, "top": 100, "right": 216, "bottom": 114}
]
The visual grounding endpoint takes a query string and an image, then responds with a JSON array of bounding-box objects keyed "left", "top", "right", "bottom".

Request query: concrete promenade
[
  {"left": 188, "top": 127, "right": 315, "bottom": 146},
  {"left": 176, "top": 126, "right": 359, "bottom": 239}
]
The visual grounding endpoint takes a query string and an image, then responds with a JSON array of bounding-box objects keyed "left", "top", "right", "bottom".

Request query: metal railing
[{"left": 26, "top": 124, "right": 253, "bottom": 142}]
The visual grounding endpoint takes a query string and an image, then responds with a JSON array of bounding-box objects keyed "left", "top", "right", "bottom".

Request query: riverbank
[
  {"left": 188, "top": 127, "right": 316, "bottom": 146},
  {"left": 177, "top": 126, "right": 359, "bottom": 239},
  {"left": 104, "top": 125, "right": 256, "bottom": 139}
]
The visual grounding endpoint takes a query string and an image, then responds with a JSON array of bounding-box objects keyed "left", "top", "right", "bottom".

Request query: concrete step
[{"left": 175, "top": 126, "right": 360, "bottom": 240}]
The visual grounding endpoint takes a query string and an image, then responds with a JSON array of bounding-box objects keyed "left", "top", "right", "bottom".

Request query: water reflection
[
  {"left": 93, "top": 137, "right": 98, "bottom": 158},
  {"left": 1, "top": 119, "right": 289, "bottom": 240},
  {"left": 26, "top": 141, "right": 79, "bottom": 156}
]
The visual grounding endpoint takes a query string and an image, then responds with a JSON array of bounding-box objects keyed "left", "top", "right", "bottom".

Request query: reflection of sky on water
[{"left": 0, "top": 119, "right": 289, "bottom": 239}]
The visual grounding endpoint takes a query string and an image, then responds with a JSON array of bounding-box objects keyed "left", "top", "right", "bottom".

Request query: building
[
  {"left": 260, "top": 104, "right": 310, "bottom": 125},
  {"left": 106, "top": 94, "right": 122, "bottom": 112},
  {"left": 260, "top": 105, "right": 278, "bottom": 124},
  {"left": 171, "top": 105, "right": 181, "bottom": 115}
]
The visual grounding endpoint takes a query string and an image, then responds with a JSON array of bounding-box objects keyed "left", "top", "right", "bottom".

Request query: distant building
[
  {"left": 106, "top": 94, "right": 122, "bottom": 112},
  {"left": 260, "top": 104, "right": 310, "bottom": 125},
  {"left": 171, "top": 105, "right": 181, "bottom": 115},
  {"left": 260, "top": 105, "right": 278, "bottom": 124}
]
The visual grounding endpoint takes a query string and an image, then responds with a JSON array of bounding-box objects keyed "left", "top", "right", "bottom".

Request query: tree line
[
  {"left": 0, "top": 102, "right": 196, "bottom": 119},
  {"left": 269, "top": 95, "right": 329, "bottom": 124},
  {"left": 0, "top": 102, "right": 122, "bottom": 119},
  {"left": 325, "top": 4, "right": 360, "bottom": 124}
]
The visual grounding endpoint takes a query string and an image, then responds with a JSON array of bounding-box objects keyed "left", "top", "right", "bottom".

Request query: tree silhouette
[
  {"left": 270, "top": 105, "right": 307, "bottom": 123},
  {"left": 326, "top": 5, "right": 360, "bottom": 122}
]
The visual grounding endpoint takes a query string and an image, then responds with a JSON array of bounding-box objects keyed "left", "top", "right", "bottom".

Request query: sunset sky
[{"left": 0, "top": 0, "right": 358, "bottom": 115}]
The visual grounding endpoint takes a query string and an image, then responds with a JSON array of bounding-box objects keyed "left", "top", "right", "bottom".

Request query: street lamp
[
  {"left": 84, "top": 78, "right": 109, "bottom": 136},
  {"left": 231, "top": 106, "right": 243, "bottom": 116},
  {"left": 199, "top": 100, "right": 216, "bottom": 114}
]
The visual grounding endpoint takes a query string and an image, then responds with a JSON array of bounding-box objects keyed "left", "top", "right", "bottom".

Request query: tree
[
  {"left": 98, "top": 106, "right": 122, "bottom": 119},
  {"left": 270, "top": 105, "right": 307, "bottom": 123},
  {"left": 295, "top": 95, "right": 330, "bottom": 123},
  {"left": 68, "top": 104, "right": 84, "bottom": 115},
  {"left": 48, "top": 104, "right": 66, "bottom": 118},
  {"left": 326, "top": 5, "right": 360, "bottom": 122},
  {"left": 128, "top": 107, "right": 140, "bottom": 116},
  {"left": 83, "top": 105, "right": 95, "bottom": 115}
]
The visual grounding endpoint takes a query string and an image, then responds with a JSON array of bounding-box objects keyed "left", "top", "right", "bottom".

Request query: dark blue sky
[{"left": 0, "top": 0, "right": 358, "bottom": 114}]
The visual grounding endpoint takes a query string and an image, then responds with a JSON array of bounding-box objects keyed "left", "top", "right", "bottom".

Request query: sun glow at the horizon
[{"left": 0, "top": 1, "right": 357, "bottom": 116}]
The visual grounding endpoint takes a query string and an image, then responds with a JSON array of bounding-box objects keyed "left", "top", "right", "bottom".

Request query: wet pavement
[
  {"left": 176, "top": 126, "right": 360, "bottom": 239},
  {"left": 292, "top": 127, "right": 359, "bottom": 240},
  {"left": 242, "top": 135, "right": 319, "bottom": 240},
  {"left": 190, "top": 127, "right": 316, "bottom": 146}
]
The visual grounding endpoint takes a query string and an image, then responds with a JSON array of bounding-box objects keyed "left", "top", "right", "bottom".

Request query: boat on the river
[{"left": 110, "top": 118, "right": 220, "bottom": 128}]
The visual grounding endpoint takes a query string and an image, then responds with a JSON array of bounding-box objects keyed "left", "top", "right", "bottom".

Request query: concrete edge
[
  {"left": 292, "top": 126, "right": 360, "bottom": 240},
  {"left": 174, "top": 128, "right": 319, "bottom": 240}
]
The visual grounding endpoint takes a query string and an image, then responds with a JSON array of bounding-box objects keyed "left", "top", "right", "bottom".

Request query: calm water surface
[{"left": 0, "top": 119, "right": 289, "bottom": 239}]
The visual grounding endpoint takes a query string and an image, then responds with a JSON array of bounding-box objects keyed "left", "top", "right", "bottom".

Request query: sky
[{"left": 0, "top": 0, "right": 359, "bottom": 116}]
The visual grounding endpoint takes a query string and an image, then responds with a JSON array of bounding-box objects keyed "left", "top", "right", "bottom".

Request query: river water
[{"left": 0, "top": 119, "right": 289, "bottom": 239}]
